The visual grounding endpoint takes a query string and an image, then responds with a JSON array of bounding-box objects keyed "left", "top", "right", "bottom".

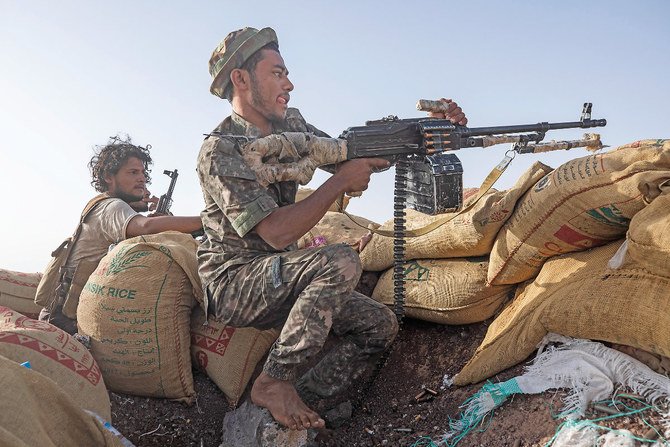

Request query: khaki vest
[{"left": 34, "top": 194, "right": 111, "bottom": 312}]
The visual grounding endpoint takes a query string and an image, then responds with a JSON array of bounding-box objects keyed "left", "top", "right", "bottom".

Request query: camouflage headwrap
[{"left": 209, "top": 27, "right": 279, "bottom": 99}]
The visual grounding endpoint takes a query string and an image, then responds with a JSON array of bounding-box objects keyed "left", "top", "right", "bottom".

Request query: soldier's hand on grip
[{"left": 335, "top": 158, "right": 390, "bottom": 195}]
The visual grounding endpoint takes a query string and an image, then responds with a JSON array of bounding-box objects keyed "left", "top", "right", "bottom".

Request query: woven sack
[
  {"left": 295, "top": 187, "right": 349, "bottom": 212},
  {"left": 0, "top": 306, "right": 111, "bottom": 421},
  {"left": 372, "top": 258, "right": 514, "bottom": 324},
  {"left": 0, "top": 269, "right": 42, "bottom": 318},
  {"left": 488, "top": 139, "right": 670, "bottom": 285},
  {"left": 0, "top": 354, "right": 127, "bottom": 446},
  {"left": 77, "top": 232, "right": 201, "bottom": 403},
  {"left": 190, "top": 307, "right": 279, "bottom": 406},
  {"left": 455, "top": 241, "right": 670, "bottom": 385},
  {"left": 626, "top": 190, "right": 670, "bottom": 278},
  {"left": 297, "top": 211, "right": 379, "bottom": 251},
  {"left": 360, "top": 162, "right": 552, "bottom": 271}
]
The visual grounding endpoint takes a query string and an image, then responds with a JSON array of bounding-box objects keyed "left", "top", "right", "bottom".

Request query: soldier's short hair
[
  {"left": 88, "top": 136, "right": 152, "bottom": 192},
  {"left": 223, "top": 41, "right": 280, "bottom": 102}
]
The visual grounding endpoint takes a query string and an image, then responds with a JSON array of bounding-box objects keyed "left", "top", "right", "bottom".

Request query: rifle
[
  {"left": 234, "top": 101, "right": 606, "bottom": 213},
  {"left": 338, "top": 100, "right": 606, "bottom": 321},
  {"left": 340, "top": 100, "right": 606, "bottom": 214},
  {"left": 215, "top": 101, "right": 606, "bottom": 321},
  {"left": 156, "top": 169, "right": 178, "bottom": 215}
]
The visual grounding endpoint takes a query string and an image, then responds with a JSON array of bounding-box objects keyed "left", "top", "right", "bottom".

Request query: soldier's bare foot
[{"left": 251, "top": 372, "right": 325, "bottom": 430}]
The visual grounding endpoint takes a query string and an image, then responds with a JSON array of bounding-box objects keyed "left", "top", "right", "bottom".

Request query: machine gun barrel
[{"left": 461, "top": 119, "right": 607, "bottom": 137}]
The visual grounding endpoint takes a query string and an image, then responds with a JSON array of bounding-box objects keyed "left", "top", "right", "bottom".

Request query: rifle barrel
[{"left": 464, "top": 119, "right": 607, "bottom": 137}]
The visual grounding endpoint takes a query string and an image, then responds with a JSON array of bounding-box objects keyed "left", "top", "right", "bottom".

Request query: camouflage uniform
[{"left": 197, "top": 109, "right": 398, "bottom": 400}]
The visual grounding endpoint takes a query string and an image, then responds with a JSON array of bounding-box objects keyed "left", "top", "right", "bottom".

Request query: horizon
[{"left": 1, "top": 1, "right": 668, "bottom": 272}]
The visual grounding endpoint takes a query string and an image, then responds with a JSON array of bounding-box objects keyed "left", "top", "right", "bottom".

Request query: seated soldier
[
  {"left": 198, "top": 26, "right": 467, "bottom": 431},
  {"left": 38, "top": 137, "right": 203, "bottom": 334}
]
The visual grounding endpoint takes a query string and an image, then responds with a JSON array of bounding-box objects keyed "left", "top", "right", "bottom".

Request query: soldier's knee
[
  {"left": 380, "top": 306, "right": 399, "bottom": 347},
  {"left": 317, "top": 244, "right": 362, "bottom": 284}
]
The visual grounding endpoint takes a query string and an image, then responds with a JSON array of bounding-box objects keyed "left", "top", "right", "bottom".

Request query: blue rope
[
  {"left": 411, "top": 394, "right": 668, "bottom": 447},
  {"left": 543, "top": 396, "right": 669, "bottom": 446}
]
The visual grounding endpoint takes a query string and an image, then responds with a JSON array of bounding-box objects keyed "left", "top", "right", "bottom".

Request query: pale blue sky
[{"left": 1, "top": 1, "right": 668, "bottom": 272}]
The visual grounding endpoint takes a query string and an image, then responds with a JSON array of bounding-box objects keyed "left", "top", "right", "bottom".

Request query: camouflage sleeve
[
  {"left": 198, "top": 137, "right": 279, "bottom": 237},
  {"left": 305, "top": 122, "right": 330, "bottom": 138},
  {"left": 284, "top": 107, "right": 331, "bottom": 138}
]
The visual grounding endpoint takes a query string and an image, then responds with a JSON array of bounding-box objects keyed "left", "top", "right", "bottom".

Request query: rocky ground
[{"left": 109, "top": 274, "right": 669, "bottom": 447}]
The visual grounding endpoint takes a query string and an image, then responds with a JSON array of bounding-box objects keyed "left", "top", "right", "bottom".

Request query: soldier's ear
[
  {"left": 103, "top": 172, "right": 115, "bottom": 192},
  {"left": 230, "top": 68, "right": 250, "bottom": 92}
]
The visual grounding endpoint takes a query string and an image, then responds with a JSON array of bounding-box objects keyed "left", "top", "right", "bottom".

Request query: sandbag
[
  {"left": 372, "top": 258, "right": 514, "bottom": 325},
  {"left": 455, "top": 241, "right": 670, "bottom": 385},
  {"left": 0, "top": 269, "right": 42, "bottom": 318},
  {"left": 190, "top": 307, "right": 279, "bottom": 406},
  {"left": 77, "top": 232, "right": 201, "bottom": 402},
  {"left": 626, "top": 190, "right": 670, "bottom": 278},
  {"left": 360, "top": 162, "right": 552, "bottom": 271},
  {"left": 488, "top": 139, "right": 670, "bottom": 285},
  {"left": 0, "top": 306, "right": 111, "bottom": 421},
  {"left": 297, "top": 211, "right": 379, "bottom": 251},
  {"left": 0, "top": 355, "right": 128, "bottom": 447},
  {"left": 295, "top": 187, "right": 349, "bottom": 212}
]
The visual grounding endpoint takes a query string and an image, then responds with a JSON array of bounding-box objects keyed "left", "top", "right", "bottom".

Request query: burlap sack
[
  {"left": 190, "top": 307, "right": 279, "bottom": 406},
  {"left": 0, "top": 269, "right": 42, "bottom": 318},
  {"left": 359, "top": 162, "right": 552, "bottom": 271},
  {"left": 295, "top": 187, "right": 349, "bottom": 212},
  {"left": 297, "top": 211, "right": 379, "bottom": 251},
  {"left": 77, "top": 232, "right": 201, "bottom": 402},
  {"left": 372, "top": 258, "right": 514, "bottom": 324},
  {"left": 626, "top": 191, "right": 670, "bottom": 278},
  {"left": 0, "top": 355, "right": 127, "bottom": 447},
  {"left": 488, "top": 139, "right": 670, "bottom": 285},
  {"left": 0, "top": 306, "right": 111, "bottom": 421},
  {"left": 455, "top": 241, "right": 670, "bottom": 385}
]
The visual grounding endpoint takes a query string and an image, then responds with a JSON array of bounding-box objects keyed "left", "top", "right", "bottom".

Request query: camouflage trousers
[{"left": 207, "top": 244, "right": 398, "bottom": 400}]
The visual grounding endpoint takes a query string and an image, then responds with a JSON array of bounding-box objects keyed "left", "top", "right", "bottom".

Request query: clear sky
[{"left": 1, "top": 1, "right": 668, "bottom": 272}]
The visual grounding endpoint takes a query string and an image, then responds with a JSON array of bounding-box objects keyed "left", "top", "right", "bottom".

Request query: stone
[
  {"left": 221, "top": 400, "right": 315, "bottom": 447},
  {"left": 323, "top": 400, "right": 353, "bottom": 429}
]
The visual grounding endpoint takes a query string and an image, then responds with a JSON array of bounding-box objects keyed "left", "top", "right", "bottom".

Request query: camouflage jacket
[{"left": 196, "top": 108, "right": 329, "bottom": 289}]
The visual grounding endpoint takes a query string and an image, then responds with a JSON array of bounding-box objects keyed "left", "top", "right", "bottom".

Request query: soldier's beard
[
  {"left": 115, "top": 190, "right": 144, "bottom": 205},
  {"left": 250, "top": 78, "right": 286, "bottom": 125}
]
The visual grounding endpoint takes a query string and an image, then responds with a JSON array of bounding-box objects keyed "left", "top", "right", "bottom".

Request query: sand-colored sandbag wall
[
  {"left": 0, "top": 306, "right": 111, "bottom": 421},
  {"left": 626, "top": 191, "right": 670, "bottom": 278},
  {"left": 0, "top": 269, "right": 42, "bottom": 318},
  {"left": 78, "top": 232, "right": 201, "bottom": 403},
  {"left": 297, "top": 211, "right": 379, "bottom": 251},
  {"left": 360, "top": 162, "right": 552, "bottom": 271},
  {"left": 372, "top": 258, "right": 514, "bottom": 325},
  {"left": 0, "top": 355, "right": 127, "bottom": 447},
  {"left": 488, "top": 139, "right": 670, "bottom": 285},
  {"left": 295, "top": 187, "right": 349, "bottom": 212},
  {"left": 455, "top": 241, "right": 670, "bottom": 385}
]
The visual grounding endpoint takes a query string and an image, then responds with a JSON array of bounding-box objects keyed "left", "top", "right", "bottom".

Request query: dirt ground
[{"left": 109, "top": 274, "right": 669, "bottom": 447}]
